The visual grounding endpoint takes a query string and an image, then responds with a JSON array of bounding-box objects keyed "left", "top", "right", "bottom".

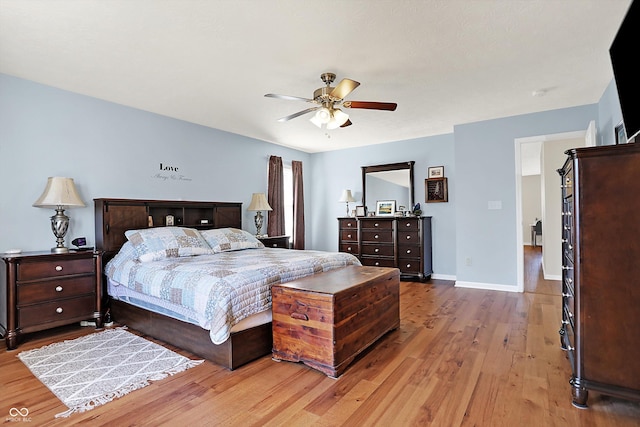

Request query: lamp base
[{"left": 51, "top": 246, "right": 70, "bottom": 254}]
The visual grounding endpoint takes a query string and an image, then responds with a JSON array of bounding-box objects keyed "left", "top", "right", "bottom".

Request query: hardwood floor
[{"left": 2, "top": 248, "right": 639, "bottom": 426}]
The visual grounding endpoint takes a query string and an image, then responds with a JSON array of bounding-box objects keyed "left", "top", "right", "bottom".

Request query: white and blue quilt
[{"left": 105, "top": 242, "right": 361, "bottom": 344}]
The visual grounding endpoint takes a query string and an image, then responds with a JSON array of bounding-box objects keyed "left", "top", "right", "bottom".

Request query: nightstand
[
  {"left": 1, "top": 250, "right": 103, "bottom": 350},
  {"left": 258, "top": 235, "right": 290, "bottom": 249}
]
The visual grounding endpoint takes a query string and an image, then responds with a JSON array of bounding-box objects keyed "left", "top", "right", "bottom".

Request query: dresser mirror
[{"left": 362, "top": 161, "right": 415, "bottom": 215}]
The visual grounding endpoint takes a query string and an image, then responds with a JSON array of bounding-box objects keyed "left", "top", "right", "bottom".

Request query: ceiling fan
[{"left": 265, "top": 72, "right": 397, "bottom": 129}]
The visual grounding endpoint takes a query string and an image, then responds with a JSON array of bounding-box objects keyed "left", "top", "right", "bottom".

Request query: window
[{"left": 283, "top": 163, "right": 293, "bottom": 240}]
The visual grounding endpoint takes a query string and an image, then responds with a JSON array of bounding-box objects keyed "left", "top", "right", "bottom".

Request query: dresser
[
  {"left": 1, "top": 251, "right": 103, "bottom": 350},
  {"left": 257, "top": 235, "right": 290, "bottom": 249},
  {"left": 338, "top": 216, "right": 432, "bottom": 281},
  {"left": 558, "top": 143, "right": 640, "bottom": 407}
]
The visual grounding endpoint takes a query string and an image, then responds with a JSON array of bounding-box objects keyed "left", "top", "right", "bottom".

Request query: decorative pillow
[
  {"left": 124, "top": 227, "right": 214, "bottom": 262},
  {"left": 201, "top": 228, "right": 265, "bottom": 253}
]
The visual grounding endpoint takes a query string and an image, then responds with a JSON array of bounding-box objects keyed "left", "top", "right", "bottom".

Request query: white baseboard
[
  {"left": 431, "top": 273, "right": 456, "bottom": 281},
  {"left": 455, "top": 281, "right": 520, "bottom": 293}
]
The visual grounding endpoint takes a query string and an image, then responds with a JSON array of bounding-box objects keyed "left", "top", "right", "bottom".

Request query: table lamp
[
  {"left": 338, "top": 189, "right": 356, "bottom": 216},
  {"left": 33, "top": 177, "right": 86, "bottom": 253},
  {"left": 247, "top": 192, "right": 272, "bottom": 237}
]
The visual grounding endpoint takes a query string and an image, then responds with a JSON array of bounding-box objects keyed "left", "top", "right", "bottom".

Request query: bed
[{"left": 94, "top": 198, "right": 361, "bottom": 369}]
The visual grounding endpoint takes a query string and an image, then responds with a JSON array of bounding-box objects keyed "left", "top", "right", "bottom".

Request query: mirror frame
[{"left": 361, "top": 161, "right": 415, "bottom": 214}]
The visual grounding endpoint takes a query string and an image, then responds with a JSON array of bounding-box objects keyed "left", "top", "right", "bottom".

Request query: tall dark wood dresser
[{"left": 558, "top": 143, "right": 640, "bottom": 408}]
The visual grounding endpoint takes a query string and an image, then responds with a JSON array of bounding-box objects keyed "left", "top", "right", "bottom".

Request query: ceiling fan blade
[
  {"left": 265, "top": 93, "right": 315, "bottom": 103},
  {"left": 343, "top": 101, "right": 397, "bottom": 111},
  {"left": 330, "top": 78, "right": 360, "bottom": 100},
  {"left": 340, "top": 119, "right": 353, "bottom": 128},
  {"left": 277, "top": 107, "right": 320, "bottom": 122}
]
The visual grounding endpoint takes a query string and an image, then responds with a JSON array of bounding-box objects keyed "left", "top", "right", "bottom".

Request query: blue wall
[
  {"left": 0, "top": 74, "right": 310, "bottom": 251},
  {"left": 1, "top": 73, "right": 624, "bottom": 288}
]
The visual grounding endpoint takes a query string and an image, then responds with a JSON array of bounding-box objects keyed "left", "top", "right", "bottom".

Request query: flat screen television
[{"left": 609, "top": 0, "right": 640, "bottom": 143}]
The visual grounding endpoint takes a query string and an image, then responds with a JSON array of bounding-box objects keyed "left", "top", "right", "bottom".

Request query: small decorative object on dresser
[
  {"left": 375, "top": 200, "right": 395, "bottom": 216},
  {"left": 165, "top": 214, "right": 175, "bottom": 226},
  {"left": 1, "top": 250, "right": 103, "bottom": 350}
]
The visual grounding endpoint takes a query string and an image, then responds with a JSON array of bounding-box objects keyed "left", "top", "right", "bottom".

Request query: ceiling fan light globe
[
  {"left": 326, "top": 117, "right": 340, "bottom": 130},
  {"left": 315, "top": 108, "right": 331, "bottom": 123},
  {"left": 332, "top": 109, "right": 349, "bottom": 126}
]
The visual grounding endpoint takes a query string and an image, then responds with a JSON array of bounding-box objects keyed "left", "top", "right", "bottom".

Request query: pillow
[
  {"left": 201, "top": 228, "right": 265, "bottom": 253},
  {"left": 124, "top": 227, "right": 214, "bottom": 262}
]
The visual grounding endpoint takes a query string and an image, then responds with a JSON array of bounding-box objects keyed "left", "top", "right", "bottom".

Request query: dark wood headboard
[{"left": 94, "top": 198, "right": 242, "bottom": 261}]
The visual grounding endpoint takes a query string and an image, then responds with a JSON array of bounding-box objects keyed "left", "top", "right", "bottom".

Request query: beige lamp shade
[
  {"left": 338, "top": 189, "right": 356, "bottom": 203},
  {"left": 247, "top": 193, "right": 272, "bottom": 211},
  {"left": 33, "top": 177, "right": 86, "bottom": 208}
]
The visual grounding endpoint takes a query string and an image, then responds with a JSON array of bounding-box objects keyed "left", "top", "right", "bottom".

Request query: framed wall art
[
  {"left": 425, "top": 178, "right": 448, "bottom": 203},
  {"left": 428, "top": 166, "right": 445, "bottom": 178},
  {"left": 376, "top": 200, "right": 396, "bottom": 216}
]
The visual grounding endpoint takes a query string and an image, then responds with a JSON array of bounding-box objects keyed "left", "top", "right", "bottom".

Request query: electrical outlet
[{"left": 465, "top": 257, "right": 472, "bottom": 266}]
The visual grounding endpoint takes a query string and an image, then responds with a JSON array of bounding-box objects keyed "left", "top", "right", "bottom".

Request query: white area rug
[{"left": 18, "top": 327, "right": 203, "bottom": 418}]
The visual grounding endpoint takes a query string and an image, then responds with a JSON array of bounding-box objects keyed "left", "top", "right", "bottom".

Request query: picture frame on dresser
[
  {"left": 376, "top": 200, "right": 395, "bottom": 216},
  {"left": 355, "top": 206, "right": 366, "bottom": 217}
]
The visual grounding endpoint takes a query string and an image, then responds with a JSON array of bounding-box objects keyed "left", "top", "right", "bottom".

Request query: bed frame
[{"left": 94, "top": 198, "right": 272, "bottom": 369}]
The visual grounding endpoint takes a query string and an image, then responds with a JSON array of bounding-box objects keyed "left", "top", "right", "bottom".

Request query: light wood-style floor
[{"left": 1, "top": 246, "right": 639, "bottom": 426}]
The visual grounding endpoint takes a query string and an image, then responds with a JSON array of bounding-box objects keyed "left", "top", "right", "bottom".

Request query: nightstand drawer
[
  {"left": 18, "top": 295, "right": 97, "bottom": 328},
  {"left": 18, "top": 276, "right": 96, "bottom": 305},
  {"left": 17, "top": 257, "right": 94, "bottom": 281}
]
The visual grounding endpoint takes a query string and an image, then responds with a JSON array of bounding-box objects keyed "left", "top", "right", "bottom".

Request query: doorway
[{"left": 514, "top": 124, "right": 594, "bottom": 292}]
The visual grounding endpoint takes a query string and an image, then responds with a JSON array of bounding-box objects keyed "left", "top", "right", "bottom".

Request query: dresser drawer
[
  {"left": 398, "top": 245, "right": 420, "bottom": 259},
  {"left": 18, "top": 295, "right": 97, "bottom": 328},
  {"left": 359, "top": 219, "right": 393, "bottom": 230},
  {"left": 338, "top": 218, "right": 358, "bottom": 230},
  {"left": 397, "top": 219, "right": 420, "bottom": 231},
  {"left": 397, "top": 231, "right": 420, "bottom": 244},
  {"left": 398, "top": 260, "right": 421, "bottom": 274},
  {"left": 361, "top": 229, "right": 393, "bottom": 243},
  {"left": 361, "top": 244, "right": 394, "bottom": 257},
  {"left": 18, "top": 276, "right": 96, "bottom": 305},
  {"left": 340, "top": 229, "right": 358, "bottom": 242},
  {"left": 360, "top": 257, "right": 395, "bottom": 268},
  {"left": 339, "top": 243, "right": 359, "bottom": 255},
  {"left": 17, "top": 258, "right": 94, "bottom": 281}
]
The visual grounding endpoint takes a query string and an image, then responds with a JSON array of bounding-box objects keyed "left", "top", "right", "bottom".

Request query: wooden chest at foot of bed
[{"left": 271, "top": 265, "right": 400, "bottom": 377}]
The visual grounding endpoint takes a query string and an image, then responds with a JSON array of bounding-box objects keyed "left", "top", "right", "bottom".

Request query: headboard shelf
[{"left": 94, "top": 198, "right": 242, "bottom": 259}]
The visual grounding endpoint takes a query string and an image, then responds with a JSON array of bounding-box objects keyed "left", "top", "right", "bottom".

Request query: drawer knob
[
  {"left": 406, "top": 235, "right": 411, "bottom": 240},
  {"left": 374, "top": 223, "right": 379, "bottom": 227},
  {"left": 562, "top": 292, "right": 571, "bottom": 297},
  {"left": 374, "top": 234, "right": 379, "bottom": 239},
  {"left": 347, "top": 234, "right": 352, "bottom": 238},
  {"left": 56, "top": 307, "right": 63, "bottom": 314},
  {"left": 347, "top": 246, "right": 352, "bottom": 251},
  {"left": 375, "top": 262, "right": 380, "bottom": 266},
  {"left": 406, "top": 249, "right": 411, "bottom": 254},
  {"left": 562, "top": 320, "right": 570, "bottom": 325},
  {"left": 55, "top": 265, "right": 63, "bottom": 272},
  {"left": 55, "top": 286, "right": 63, "bottom": 292},
  {"left": 271, "top": 243, "right": 278, "bottom": 247},
  {"left": 567, "top": 345, "right": 575, "bottom": 351},
  {"left": 347, "top": 222, "right": 352, "bottom": 227},
  {"left": 406, "top": 223, "right": 411, "bottom": 227},
  {"left": 406, "top": 263, "right": 411, "bottom": 268},
  {"left": 374, "top": 248, "right": 379, "bottom": 253}
]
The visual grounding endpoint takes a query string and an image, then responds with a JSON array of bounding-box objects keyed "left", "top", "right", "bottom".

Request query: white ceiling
[{"left": 0, "top": 0, "right": 631, "bottom": 153}]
